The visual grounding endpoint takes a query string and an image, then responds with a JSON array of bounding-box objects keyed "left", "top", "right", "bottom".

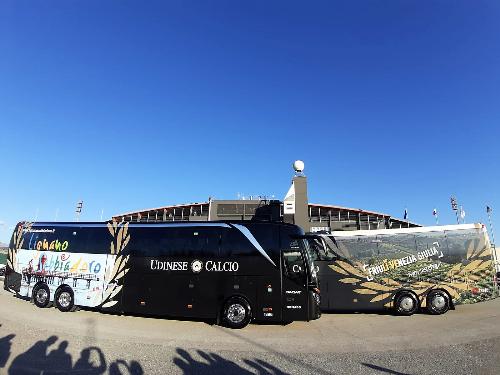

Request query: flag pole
[
  {"left": 450, "top": 196, "right": 459, "bottom": 224},
  {"left": 487, "top": 206, "right": 496, "bottom": 246},
  {"left": 433, "top": 208, "right": 439, "bottom": 225},
  {"left": 487, "top": 206, "right": 498, "bottom": 296}
]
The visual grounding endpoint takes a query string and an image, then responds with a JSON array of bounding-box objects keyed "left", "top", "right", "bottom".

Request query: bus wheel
[
  {"left": 32, "top": 283, "right": 51, "bottom": 308},
  {"left": 222, "top": 296, "right": 252, "bottom": 329},
  {"left": 395, "top": 291, "right": 418, "bottom": 316},
  {"left": 55, "top": 286, "right": 75, "bottom": 312},
  {"left": 426, "top": 290, "right": 450, "bottom": 315}
]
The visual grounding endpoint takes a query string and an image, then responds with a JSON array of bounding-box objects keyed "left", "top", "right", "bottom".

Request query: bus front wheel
[
  {"left": 426, "top": 290, "right": 450, "bottom": 315},
  {"left": 222, "top": 296, "right": 252, "bottom": 329},
  {"left": 394, "top": 291, "right": 419, "bottom": 316},
  {"left": 55, "top": 286, "right": 75, "bottom": 312},
  {"left": 32, "top": 283, "right": 51, "bottom": 308}
]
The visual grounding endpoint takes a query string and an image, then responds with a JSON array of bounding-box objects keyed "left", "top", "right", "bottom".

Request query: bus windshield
[{"left": 304, "top": 236, "right": 337, "bottom": 261}]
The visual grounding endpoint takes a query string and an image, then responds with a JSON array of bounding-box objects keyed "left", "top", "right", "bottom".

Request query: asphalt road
[{"left": 0, "top": 286, "right": 499, "bottom": 374}]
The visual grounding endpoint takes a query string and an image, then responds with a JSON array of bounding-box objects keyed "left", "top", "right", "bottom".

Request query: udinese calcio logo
[{"left": 191, "top": 260, "right": 203, "bottom": 273}]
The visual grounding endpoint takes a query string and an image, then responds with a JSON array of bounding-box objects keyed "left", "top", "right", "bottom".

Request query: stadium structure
[{"left": 112, "top": 161, "right": 419, "bottom": 233}]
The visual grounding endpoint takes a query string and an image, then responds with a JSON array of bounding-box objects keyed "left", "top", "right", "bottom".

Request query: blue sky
[{"left": 0, "top": 1, "right": 499, "bottom": 244}]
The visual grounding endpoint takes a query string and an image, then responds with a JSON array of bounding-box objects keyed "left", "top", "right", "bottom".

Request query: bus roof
[
  {"left": 21, "top": 220, "right": 299, "bottom": 229},
  {"left": 330, "top": 223, "right": 485, "bottom": 237}
]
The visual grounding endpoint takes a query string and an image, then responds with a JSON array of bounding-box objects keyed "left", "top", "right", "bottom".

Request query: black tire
[
  {"left": 54, "top": 286, "right": 75, "bottom": 312},
  {"left": 394, "top": 291, "right": 419, "bottom": 316},
  {"left": 32, "top": 283, "right": 51, "bottom": 308},
  {"left": 222, "top": 296, "right": 252, "bottom": 329},
  {"left": 426, "top": 290, "right": 450, "bottom": 315}
]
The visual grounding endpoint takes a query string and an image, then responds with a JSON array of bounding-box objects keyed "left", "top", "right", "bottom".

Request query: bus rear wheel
[
  {"left": 394, "top": 291, "right": 419, "bottom": 316},
  {"left": 32, "top": 283, "right": 51, "bottom": 308},
  {"left": 222, "top": 296, "right": 252, "bottom": 329},
  {"left": 55, "top": 286, "right": 75, "bottom": 312},
  {"left": 426, "top": 290, "right": 450, "bottom": 315}
]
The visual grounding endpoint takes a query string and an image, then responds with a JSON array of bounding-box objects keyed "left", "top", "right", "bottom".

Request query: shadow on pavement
[
  {"left": 173, "top": 348, "right": 288, "bottom": 374},
  {"left": 215, "top": 326, "right": 332, "bottom": 374},
  {"left": 362, "top": 362, "right": 411, "bottom": 375},
  {"left": 0, "top": 333, "right": 144, "bottom": 374},
  {"left": 0, "top": 333, "right": 16, "bottom": 368}
]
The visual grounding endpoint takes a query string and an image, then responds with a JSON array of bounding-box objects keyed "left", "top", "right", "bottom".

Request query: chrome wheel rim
[
  {"left": 399, "top": 296, "right": 414, "bottom": 312},
  {"left": 227, "top": 304, "right": 246, "bottom": 324},
  {"left": 36, "top": 289, "right": 48, "bottom": 305},
  {"left": 431, "top": 295, "right": 446, "bottom": 310},
  {"left": 58, "top": 291, "right": 72, "bottom": 308}
]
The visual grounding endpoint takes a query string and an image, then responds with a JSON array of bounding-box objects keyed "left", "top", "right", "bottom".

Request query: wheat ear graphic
[
  {"left": 7, "top": 222, "right": 32, "bottom": 273},
  {"left": 100, "top": 221, "right": 131, "bottom": 309}
]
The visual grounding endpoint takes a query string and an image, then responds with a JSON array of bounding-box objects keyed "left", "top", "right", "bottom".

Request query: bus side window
[
  {"left": 85, "top": 228, "right": 111, "bottom": 254},
  {"left": 377, "top": 234, "right": 416, "bottom": 257},
  {"left": 185, "top": 228, "right": 220, "bottom": 257},
  {"left": 336, "top": 237, "right": 377, "bottom": 259},
  {"left": 444, "top": 229, "right": 480, "bottom": 264},
  {"left": 219, "top": 229, "right": 256, "bottom": 257},
  {"left": 243, "top": 224, "right": 280, "bottom": 264},
  {"left": 415, "top": 231, "right": 448, "bottom": 262}
]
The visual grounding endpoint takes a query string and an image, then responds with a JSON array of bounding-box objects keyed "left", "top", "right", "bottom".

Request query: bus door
[
  {"left": 305, "top": 235, "right": 336, "bottom": 310},
  {"left": 281, "top": 245, "right": 309, "bottom": 321},
  {"left": 307, "top": 234, "right": 366, "bottom": 311}
]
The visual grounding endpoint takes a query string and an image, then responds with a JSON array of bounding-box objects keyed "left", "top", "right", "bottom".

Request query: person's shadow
[
  {"left": 174, "top": 348, "right": 287, "bottom": 374},
  {"left": 45, "top": 340, "right": 72, "bottom": 374},
  {"left": 4, "top": 333, "right": 145, "bottom": 374},
  {"left": 9, "top": 335, "right": 58, "bottom": 375},
  {"left": 174, "top": 348, "right": 252, "bottom": 373},
  {"left": 0, "top": 334, "right": 16, "bottom": 369},
  {"left": 109, "top": 359, "right": 144, "bottom": 375},
  {"left": 73, "top": 346, "right": 107, "bottom": 375}
]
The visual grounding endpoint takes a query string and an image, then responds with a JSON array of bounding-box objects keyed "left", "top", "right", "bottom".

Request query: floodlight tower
[
  {"left": 284, "top": 160, "right": 309, "bottom": 231},
  {"left": 75, "top": 200, "right": 84, "bottom": 222},
  {"left": 293, "top": 160, "right": 305, "bottom": 176}
]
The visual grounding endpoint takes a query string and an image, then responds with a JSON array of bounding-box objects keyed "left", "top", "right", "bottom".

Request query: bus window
[
  {"left": 376, "top": 234, "right": 417, "bottom": 257},
  {"left": 306, "top": 237, "right": 336, "bottom": 261},
  {"left": 415, "top": 231, "right": 448, "bottom": 260},
  {"left": 129, "top": 227, "right": 221, "bottom": 257},
  {"left": 183, "top": 228, "right": 220, "bottom": 257},
  {"left": 128, "top": 228, "right": 172, "bottom": 257},
  {"left": 83, "top": 227, "right": 111, "bottom": 254},
  {"left": 242, "top": 223, "right": 280, "bottom": 263},
  {"left": 306, "top": 238, "right": 322, "bottom": 261},
  {"left": 23, "top": 226, "right": 102, "bottom": 254},
  {"left": 336, "top": 236, "right": 378, "bottom": 260},
  {"left": 445, "top": 229, "right": 485, "bottom": 263},
  {"left": 220, "top": 229, "right": 257, "bottom": 257}
]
